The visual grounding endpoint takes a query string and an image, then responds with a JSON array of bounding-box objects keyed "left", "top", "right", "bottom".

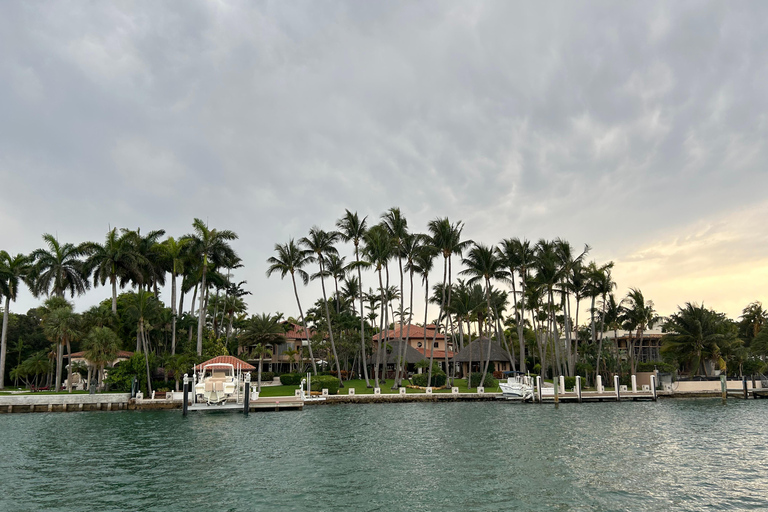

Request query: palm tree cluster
[{"left": 0, "top": 219, "right": 243, "bottom": 391}]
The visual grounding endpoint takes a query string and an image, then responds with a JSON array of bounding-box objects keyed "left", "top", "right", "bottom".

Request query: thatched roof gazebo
[{"left": 452, "top": 337, "right": 513, "bottom": 376}]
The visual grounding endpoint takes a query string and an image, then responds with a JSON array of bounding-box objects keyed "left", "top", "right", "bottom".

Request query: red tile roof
[
  {"left": 284, "top": 322, "right": 318, "bottom": 340},
  {"left": 372, "top": 324, "right": 445, "bottom": 341},
  {"left": 416, "top": 348, "right": 455, "bottom": 360},
  {"left": 196, "top": 355, "right": 255, "bottom": 371}
]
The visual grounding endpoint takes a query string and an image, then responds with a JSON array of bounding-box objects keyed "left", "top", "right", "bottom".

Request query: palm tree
[
  {"left": 460, "top": 243, "right": 509, "bottom": 387},
  {"left": 587, "top": 262, "right": 615, "bottom": 381},
  {"left": 661, "top": 303, "right": 736, "bottom": 376},
  {"left": 620, "top": 288, "right": 659, "bottom": 374},
  {"left": 336, "top": 209, "right": 371, "bottom": 387},
  {"left": 84, "top": 228, "right": 139, "bottom": 314},
  {"left": 250, "top": 344, "right": 273, "bottom": 391},
  {"left": 381, "top": 207, "right": 409, "bottom": 388},
  {"left": 427, "top": 217, "right": 471, "bottom": 387},
  {"left": 184, "top": 219, "right": 238, "bottom": 355},
  {"left": 301, "top": 227, "right": 344, "bottom": 386},
  {"left": 30, "top": 234, "right": 91, "bottom": 298},
  {"left": 266, "top": 240, "right": 318, "bottom": 375},
  {"left": 159, "top": 237, "right": 190, "bottom": 355},
  {"left": 0, "top": 252, "right": 32, "bottom": 389},
  {"left": 397, "top": 233, "right": 423, "bottom": 386},
  {"left": 534, "top": 240, "right": 564, "bottom": 377},
  {"left": 41, "top": 297, "right": 80, "bottom": 392},
  {"left": 83, "top": 326, "right": 119, "bottom": 390},
  {"left": 127, "top": 290, "right": 155, "bottom": 395},
  {"left": 497, "top": 238, "right": 534, "bottom": 372},
  {"left": 362, "top": 224, "right": 393, "bottom": 384},
  {"left": 555, "top": 239, "right": 590, "bottom": 375}
]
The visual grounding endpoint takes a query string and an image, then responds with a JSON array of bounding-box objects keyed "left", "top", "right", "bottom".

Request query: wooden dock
[
  {"left": 186, "top": 395, "right": 304, "bottom": 413},
  {"left": 536, "top": 391, "right": 656, "bottom": 403}
]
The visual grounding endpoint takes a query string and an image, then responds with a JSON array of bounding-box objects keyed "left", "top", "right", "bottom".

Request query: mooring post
[
  {"left": 182, "top": 373, "right": 189, "bottom": 417},
  {"left": 631, "top": 374, "right": 637, "bottom": 394},
  {"left": 721, "top": 374, "right": 727, "bottom": 403},
  {"left": 554, "top": 376, "right": 559, "bottom": 408},
  {"left": 614, "top": 375, "right": 621, "bottom": 402},
  {"left": 536, "top": 376, "right": 542, "bottom": 403},
  {"left": 243, "top": 373, "right": 251, "bottom": 416},
  {"left": 743, "top": 375, "right": 748, "bottom": 400},
  {"left": 559, "top": 375, "right": 565, "bottom": 395},
  {"left": 576, "top": 376, "right": 582, "bottom": 403},
  {"left": 596, "top": 375, "right": 603, "bottom": 394},
  {"left": 650, "top": 374, "right": 657, "bottom": 401}
]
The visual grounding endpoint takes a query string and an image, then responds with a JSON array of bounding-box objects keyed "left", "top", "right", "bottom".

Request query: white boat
[
  {"left": 195, "top": 363, "right": 237, "bottom": 405},
  {"left": 499, "top": 372, "right": 534, "bottom": 401}
]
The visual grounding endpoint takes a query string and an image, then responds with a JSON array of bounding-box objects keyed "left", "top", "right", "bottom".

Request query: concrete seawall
[{"left": 0, "top": 393, "right": 132, "bottom": 413}]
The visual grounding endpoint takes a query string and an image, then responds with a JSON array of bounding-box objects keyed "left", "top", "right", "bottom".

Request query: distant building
[
  {"left": 372, "top": 324, "right": 455, "bottom": 372},
  {"left": 452, "top": 337, "right": 513, "bottom": 377}
]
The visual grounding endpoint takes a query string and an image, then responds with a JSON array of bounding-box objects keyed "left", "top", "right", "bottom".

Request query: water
[{"left": 1, "top": 399, "right": 767, "bottom": 511}]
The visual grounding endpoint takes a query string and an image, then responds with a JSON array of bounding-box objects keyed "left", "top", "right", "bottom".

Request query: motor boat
[
  {"left": 499, "top": 371, "right": 534, "bottom": 401},
  {"left": 195, "top": 363, "right": 237, "bottom": 405}
]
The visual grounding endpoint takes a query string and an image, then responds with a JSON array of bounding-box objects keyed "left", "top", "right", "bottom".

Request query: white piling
[
  {"left": 559, "top": 376, "right": 565, "bottom": 395},
  {"left": 650, "top": 374, "right": 657, "bottom": 401},
  {"left": 576, "top": 376, "right": 582, "bottom": 403},
  {"left": 596, "top": 375, "right": 603, "bottom": 394},
  {"left": 536, "top": 376, "right": 543, "bottom": 403},
  {"left": 631, "top": 375, "right": 637, "bottom": 393},
  {"left": 614, "top": 375, "right": 621, "bottom": 401}
]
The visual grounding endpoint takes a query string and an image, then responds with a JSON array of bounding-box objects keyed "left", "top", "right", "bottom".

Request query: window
[
  {"left": 417, "top": 342, "right": 423, "bottom": 348},
  {"left": 434, "top": 342, "right": 439, "bottom": 348}
]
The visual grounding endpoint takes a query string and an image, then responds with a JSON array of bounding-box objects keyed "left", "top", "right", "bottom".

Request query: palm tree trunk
[
  {"left": 443, "top": 256, "right": 454, "bottom": 386},
  {"left": 428, "top": 256, "right": 448, "bottom": 387},
  {"left": 66, "top": 339, "right": 73, "bottom": 393},
  {"left": 479, "top": 278, "right": 493, "bottom": 388},
  {"left": 171, "top": 269, "right": 177, "bottom": 355},
  {"left": 141, "top": 322, "right": 153, "bottom": 395},
  {"left": 196, "top": 264, "right": 207, "bottom": 355},
  {"left": 512, "top": 275, "right": 526, "bottom": 373},
  {"left": 374, "top": 268, "right": 386, "bottom": 384},
  {"left": 0, "top": 296, "right": 10, "bottom": 390},
  {"left": 354, "top": 245, "right": 370, "bottom": 387},
  {"left": 392, "top": 254, "right": 405, "bottom": 389},
  {"left": 111, "top": 275, "right": 118, "bottom": 314},
  {"left": 291, "top": 273, "right": 317, "bottom": 375},
  {"left": 319, "top": 260, "right": 343, "bottom": 386},
  {"left": 258, "top": 353, "right": 263, "bottom": 392}
]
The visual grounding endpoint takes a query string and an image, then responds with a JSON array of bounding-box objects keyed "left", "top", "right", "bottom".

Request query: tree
[
  {"left": 184, "top": 219, "right": 238, "bottom": 355},
  {"left": 126, "top": 290, "right": 155, "bottom": 395},
  {"left": 301, "top": 227, "right": 344, "bottom": 386},
  {"left": 621, "top": 288, "right": 659, "bottom": 374},
  {"left": 336, "top": 209, "right": 371, "bottom": 386},
  {"left": 159, "top": 236, "right": 190, "bottom": 355},
  {"left": 84, "top": 228, "right": 139, "bottom": 314},
  {"left": 497, "top": 238, "right": 534, "bottom": 372},
  {"left": 41, "top": 297, "right": 80, "bottom": 392},
  {"left": 30, "top": 234, "right": 91, "bottom": 298},
  {"left": 362, "top": 224, "right": 393, "bottom": 384},
  {"left": 427, "top": 217, "right": 471, "bottom": 387},
  {"left": 460, "top": 243, "right": 508, "bottom": 387},
  {"left": 0, "top": 252, "right": 32, "bottom": 389},
  {"left": 381, "top": 207, "right": 409, "bottom": 388},
  {"left": 661, "top": 303, "right": 737, "bottom": 376},
  {"left": 83, "top": 326, "right": 119, "bottom": 389},
  {"left": 266, "top": 240, "right": 318, "bottom": 375}
]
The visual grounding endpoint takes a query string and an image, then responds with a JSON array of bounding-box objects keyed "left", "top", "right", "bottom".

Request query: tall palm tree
[
  {"left": 127, "top": 290, "right": 155, "bottom": 394},
  {"left": 84, "top": 228, "right": 139, "bottom": 314},
  {"left": 661, "top": 303, "right": 735, "bottom": 376},
  {"left": 336, "top": 209, "right": 371, "bottom": 386},
  {"left": 301, "top": 227, "right": 344, "bottom": 386},
  {"left": 534, "top": 240, "right": 565, "bottom": 377},
  {"left": 0, "top": 252, "right": 32, "bottom": 389},
  {"left": 266, "top": 240, "right": 318, "bottom": 375},
  {"left": 460, "top": 243, "right": 509, "bottom": 387},
  {"left": 497, "top": 238, "right": 534, "bottom": 372},
  {"left": 620, "top": 288, "right": 659, "bottom": 374},
  {"left": 41, "top": 297, "right": 80, "bottom": 392},
  {"left": 555, "top": 239, "right": 590, "bottom": 375},
  {"left": 397, "top": 233, "right": 423, "bottom": 386},
  {"left": 587, "top": 261, "right": 615, "bottom": 380},
  {"left": 426, "top": 218, "right": 471, "bottom": 387},
  {"left": 362, "top": 224, "right": 393, "bottom": 384},
  {"left": 381, "top": 207, "right": 409, "bottom": 388},
  {"left": 159, "top": 236, "right": 190, "bottom": 355},
  {"left": 30, "top": 234, "right": 91, "bottom": 298},
  {"left": 184, "top": 219, "right": 238, "bottom": 355}
]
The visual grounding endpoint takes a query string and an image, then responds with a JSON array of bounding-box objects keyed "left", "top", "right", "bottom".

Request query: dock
[{"left": 186, "top": 395, "right": 304, "bottom": 412}]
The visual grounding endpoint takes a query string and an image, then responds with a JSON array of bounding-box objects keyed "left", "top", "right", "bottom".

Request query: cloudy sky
[{"left": 1, "top": 1, "right": 767, "bottom": 321}]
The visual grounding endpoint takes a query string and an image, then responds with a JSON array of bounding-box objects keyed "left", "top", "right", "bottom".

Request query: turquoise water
[{"left": 1, "top": 399, "right": 767, "bottom": 511}]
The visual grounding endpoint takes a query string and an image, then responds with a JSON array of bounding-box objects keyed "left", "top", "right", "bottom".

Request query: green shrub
[
  {"left": 279, "top": 373, "right": 303, "bottom": 385},
  {"left": 412, "top": 371, "right": 447, "bottom": 387},
  {"left": 564, "top": 376, "right": 576, "bottom": 390},
  {"left": 257, "top": 371, "right": 275, "bottom": 382},
  {"left": 468, "top": 372, "right": 498, "bottom": 388},
  {"left": 533, "top": 363, "right": 541, "bottom": 375},
  {"left": 310, "top": 375, "right": 340, "bottom": 395}
]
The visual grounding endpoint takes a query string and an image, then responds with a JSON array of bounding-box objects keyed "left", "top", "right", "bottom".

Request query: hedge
[
  {"left": 256, "top": 371, "right": 275, "bottom": 382},
  {"left": 310, "top": 375, "right": 340, "bottom": 395},
  {"left": 412, "top": 371, "right": 447, "bottom": 388},
  {"left": 468, "top": 372, "right": 498, "bottom": 388},
  {"left": 278, "top": 373, "right": 303, "bottom": 385}
]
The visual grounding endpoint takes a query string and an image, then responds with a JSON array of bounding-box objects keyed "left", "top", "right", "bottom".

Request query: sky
[{"left": 1, "top": 1, "right": 767, "bottom": 322}]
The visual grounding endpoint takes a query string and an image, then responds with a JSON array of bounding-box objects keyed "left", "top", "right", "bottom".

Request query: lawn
[{"left": 255, "top": 378, "right": 502, "bottom": 397}]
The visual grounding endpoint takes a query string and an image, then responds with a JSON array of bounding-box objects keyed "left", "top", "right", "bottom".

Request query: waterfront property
[{"left": 452, "top": 337, "right": 514, "bottom": 377}]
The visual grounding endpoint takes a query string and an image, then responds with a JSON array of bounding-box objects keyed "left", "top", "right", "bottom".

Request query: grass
[
  {"left": 0, "top": 390, "right": 109, "bottom": 395},
  {"left": 255, "top": 378, "right": 502, "bottom": 397}
]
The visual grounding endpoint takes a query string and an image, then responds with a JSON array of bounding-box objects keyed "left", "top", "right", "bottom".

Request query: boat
[
  {"left": 499, "top": 371, "right": 534, "bottom": 401},
  {"left": 194, "top": 363, "right": 238, "bottom": 405}
]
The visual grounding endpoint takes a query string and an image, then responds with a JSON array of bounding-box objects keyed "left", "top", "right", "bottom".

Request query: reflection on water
[{"left": 1, "top": 399, "right": 767, "bottom": 511}]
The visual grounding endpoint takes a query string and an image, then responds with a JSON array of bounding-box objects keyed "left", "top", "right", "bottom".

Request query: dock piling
[
  {"left": 743, "top": 376, "right": 748, "bottom": 400},
  {"left": 596, "top": 375, "right": 603, "bottom": 394},
  {"left": 182, "top": 373, "right": 189, "bottom": 417},
  {"left": 536, "top": 376, "right": 542, "bottom": 403},
  {"left": 614, "top": 375, "right": 621, "bottom": 402},
  {"left": 631, "top": 375, "right": 637, "bottom": 394},
  {"left": 576, "top": 376, "right": 582, "bottom": 403},
  {"left": 650, "top": 374, "right": 657, "bottom": 401},
  {"left": 554, "top": 377, "right": 559, "bottom": 408},
  {"left": 243, "top": 373, "right": 250, "bottom": 416},
  {"left": 721, "top": 374, "right": 727, "bottom": 403}
]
